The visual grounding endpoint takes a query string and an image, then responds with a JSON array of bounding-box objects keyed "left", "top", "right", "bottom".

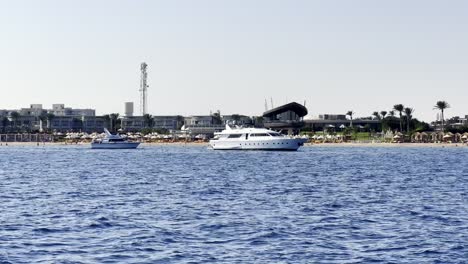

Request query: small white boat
[
  {"left": 209, "top": 125, "right": 308, "bottom": 151},
  {"left": 91, "top": 128, "right": 140, "bottom": 149}
]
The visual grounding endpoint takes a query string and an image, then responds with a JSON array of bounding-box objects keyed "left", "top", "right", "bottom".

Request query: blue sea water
[{"left": 0, "top": 145, "right": 467, "bottom": 263}]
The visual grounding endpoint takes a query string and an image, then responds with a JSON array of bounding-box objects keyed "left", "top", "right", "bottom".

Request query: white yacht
[
  {"left": 209, "top": 125, "right": 308, "bottom": 151},
  {"left": 91, "top": 128, "right": 140, "bottom": 149}
]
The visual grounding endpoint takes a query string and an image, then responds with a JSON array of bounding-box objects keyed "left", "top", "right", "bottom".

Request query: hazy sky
[{"left": 1, "top": 0, "right": 467, "bottom": 121}]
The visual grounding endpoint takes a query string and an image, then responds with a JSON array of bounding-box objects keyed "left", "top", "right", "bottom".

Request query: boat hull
[
  {"left": 91, "top": 142, "right": 140, "bottom": 149},
  {"left": 209, "top": 138, "right": 307, "bottom": 151}
]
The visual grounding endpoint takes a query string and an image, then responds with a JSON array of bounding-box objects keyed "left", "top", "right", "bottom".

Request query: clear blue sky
[{"left": 1, "top": 0, "right": 467, "bottom": 121}]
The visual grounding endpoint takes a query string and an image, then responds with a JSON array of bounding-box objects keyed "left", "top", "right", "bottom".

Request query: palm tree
[
  {"left": 393, "top": 104, "right": 404, "bottom": 132},
  {"left": 346, "top": 111, "right": 354, "bottom": 127},
  {"left": 10, "top": 111, "right": 20, "bottom": 132},
  {"left": 380, "top": 111, "right": 387, "bottom": 119},
  {"left": 379, "top": 111, "right": 388, "bottom": 132},
  {"left": 38, "top": 113, "right": 48, "bottom": 132},
  {"left": 372, "top": 111, "right": 381, "bottom": 120},
  {"left": 102, "top": 114, "right": 111, "bottom": 131},
  {"left": 404, "top": 107, "right": 414, "bottom": 134},
  {"left": 143, "top": 114, "right": 153, "bottom": 128},
  {"left": 1, "top": 116, "right": 9, "bottom": 133},
  {"left": 389, "top": 110, "right": 395, "bottom": 118},
  {"left": 176, "top": 115, "right": 185, "bottom": 130},
  {"left": 231, "top": 114, "right": 241, "bottom": 125},
  {"left": 46, "top": 113, "right": 55, "bottom": 131},
  {"left": 109, "top": 113, "right": 119, "bottom": 132},
  {"left": 212, "top": 110, "right": 222, "bottom": 125},
  {"left": 254, "top": 116, "right": 264, "bottom": 127},
  {"left": 434, "top": 101, "right": 450, "bottom": 132}
]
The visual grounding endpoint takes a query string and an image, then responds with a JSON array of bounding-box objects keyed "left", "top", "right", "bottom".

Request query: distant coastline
[{"left": 1, "top": 141, "right": 466, "bottom": 148}]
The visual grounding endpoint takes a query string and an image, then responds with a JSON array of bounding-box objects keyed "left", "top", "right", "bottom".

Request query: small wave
[
  {"left": 32, "top": 227, "right": 68, "bottom": 233},
  {"left": 88, "top": 222, "right": 113, "bottom": 229}
]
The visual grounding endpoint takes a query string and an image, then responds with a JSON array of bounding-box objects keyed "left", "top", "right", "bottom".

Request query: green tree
[
  {"left": 393, "top": 104, "right": 405, "bottom": 132},
  {"left": 404, "top": 107, "right": 414, "bottom": 134},
  {"left": 434, "top": 101, "right": 450, "bottom": 132}
]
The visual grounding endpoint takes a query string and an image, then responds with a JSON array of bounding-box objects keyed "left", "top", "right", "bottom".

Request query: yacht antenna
[
  {"left": 270, "top": 97, "right": 274, "bottom": 109},
  {"left": 264, "top": 99, "right": 268, "bottom": 111}
]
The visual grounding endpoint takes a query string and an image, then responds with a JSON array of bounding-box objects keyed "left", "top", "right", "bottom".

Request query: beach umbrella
[{"left": 339, "top": 124, "right": 346, "bottom": 129}]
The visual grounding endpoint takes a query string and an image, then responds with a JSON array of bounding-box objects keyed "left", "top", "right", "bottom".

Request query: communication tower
[{"left": 139, "top": 62, "right": 148, "bottom": 115}]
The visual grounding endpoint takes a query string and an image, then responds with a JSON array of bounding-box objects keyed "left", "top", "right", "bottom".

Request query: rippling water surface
[{"left": 0, "top": 145, "right": 467, "bottom": 263}]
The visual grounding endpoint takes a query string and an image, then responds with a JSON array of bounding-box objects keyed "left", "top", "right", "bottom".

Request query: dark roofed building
[{"left": 262, "top": 102, "right": 308, "bottom": 135}]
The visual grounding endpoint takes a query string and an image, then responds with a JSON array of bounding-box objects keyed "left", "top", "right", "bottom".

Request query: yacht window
[
  {"left": 109, "top": 138, "right": 125, "bottom": 142},
  {"left": 268, "top": 133, "right": 283, "bottom": 137},
  {"left": 250, "top": 133, "right": 270, "bottom": 137},
  {"left": 227, "top": 134, "right": 242, "bottom": 138}
]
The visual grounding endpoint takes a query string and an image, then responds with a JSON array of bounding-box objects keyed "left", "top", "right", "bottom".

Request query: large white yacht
[
  {"left": 209, "top": 125, "right": 308, "bottom": 151},
  {"left": 91, "top": 128, "right": 140, "bottom": 149}
]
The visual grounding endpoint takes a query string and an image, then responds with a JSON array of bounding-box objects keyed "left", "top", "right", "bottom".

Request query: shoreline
[{"left": 1, "top": 141, "right": 466, "bottom": 148}]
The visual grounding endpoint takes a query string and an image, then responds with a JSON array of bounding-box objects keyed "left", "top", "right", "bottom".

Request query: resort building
[
  {"left": 19, "top": 104, "right": 46, "bottom": 117},
  {"left": 120, "top": 116, "right": 146, "bottom": 132},
  {"left": 0, "top": 104, "right": 98, "bottom": 133},
  {"left": 441, "top": 115, "right": 468, "bottom": 130},
  {"left": 222, "top": 115, "right": 253, "bottom": 126},
  {"left": 262, "top": 102, "right": 308, "bottom": 135},
  {"left": 183, "top": 115, "right": 224, "bottom": 136},
  {"left": 153, "top": 116, "right": 184, "bottom": 130},
  {"left": 50, "top": 104, "right": 96, "bottom": 117},
  {"left": 79, "top": 116, "right": 107, "bottom": 132},
  {"left": 304, "top": 114, "right": 380, "bottom": 132},
  {"left": 120, "top": 115, "right": 184, "bottom": 132}
]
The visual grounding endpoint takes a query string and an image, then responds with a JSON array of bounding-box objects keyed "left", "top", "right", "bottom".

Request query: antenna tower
[{"left": 139, "top": 62, "right": 148, "bottom": 115}]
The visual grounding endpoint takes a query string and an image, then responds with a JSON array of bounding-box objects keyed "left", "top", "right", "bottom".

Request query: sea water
[{"left": 0, "top": 145, "right": 467, "bottom": 263}]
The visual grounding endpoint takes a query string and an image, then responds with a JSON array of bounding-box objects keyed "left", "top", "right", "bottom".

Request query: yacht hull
[
  {"left": 91, "top": 142, "right": 140, "bottom": 149},
  {"left": 209, "top": 138, "right": 307, "bottom": 151}
]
